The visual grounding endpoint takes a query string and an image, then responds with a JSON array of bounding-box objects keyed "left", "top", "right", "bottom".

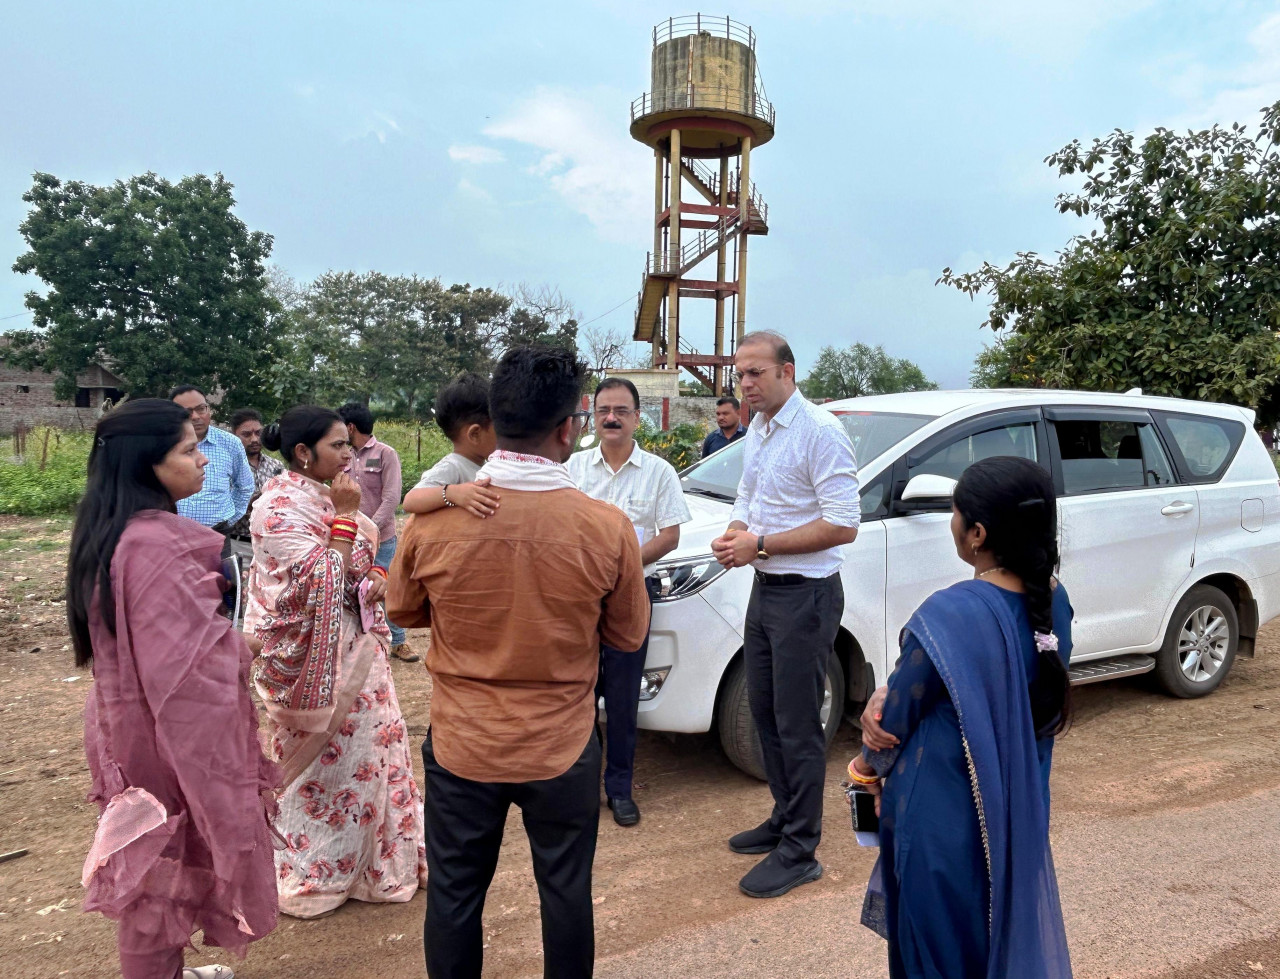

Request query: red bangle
[{"left": 369, "top": 565, "right": 388, "bottom": 579}]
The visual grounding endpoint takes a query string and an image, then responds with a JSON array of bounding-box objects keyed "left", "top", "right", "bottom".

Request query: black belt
[{"left": 753, "top": 570, "right": 810, "bottom": 586}]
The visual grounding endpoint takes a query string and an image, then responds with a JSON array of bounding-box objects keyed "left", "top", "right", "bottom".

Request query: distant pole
[{"left": 735, "top": 135, "right": 752, "bottom": 341}]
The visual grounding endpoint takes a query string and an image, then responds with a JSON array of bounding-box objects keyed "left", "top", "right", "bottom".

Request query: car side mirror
[{"left": 896, "top": 474, "right": 958, "bottom": 513}]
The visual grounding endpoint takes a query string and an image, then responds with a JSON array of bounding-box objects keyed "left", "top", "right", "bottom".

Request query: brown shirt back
[{"left": 386, "top": 486, "right": 650, "bottom": 782}]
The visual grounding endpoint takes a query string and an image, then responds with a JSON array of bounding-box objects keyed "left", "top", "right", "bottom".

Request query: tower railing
[
  {"left": 652, "top": 14, "right": 755, "bottom": 49},
  {"left": 630, "top": 86, "right": 775, "bottom": 128},
  {"left": 682, "top": 157, "right": 769, "bottom": 227}
]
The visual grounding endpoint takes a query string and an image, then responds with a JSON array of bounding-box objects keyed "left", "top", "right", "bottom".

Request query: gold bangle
[{"left": 847, "top": 761, "right": 880, "bottom": 784}]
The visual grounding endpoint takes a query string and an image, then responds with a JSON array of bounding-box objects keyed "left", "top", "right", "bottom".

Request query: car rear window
[{"left": 1158, "top": 413, "right": 1247, "bottom": 483}]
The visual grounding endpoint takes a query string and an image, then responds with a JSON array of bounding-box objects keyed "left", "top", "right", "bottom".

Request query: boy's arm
[{"left": 404, "top": 478, "right": 500, "bottom": 519}]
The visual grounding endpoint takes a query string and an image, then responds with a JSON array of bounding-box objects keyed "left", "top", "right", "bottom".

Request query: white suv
[{"left": 637, "top": 389, "right": 1280, "bottom": 778}]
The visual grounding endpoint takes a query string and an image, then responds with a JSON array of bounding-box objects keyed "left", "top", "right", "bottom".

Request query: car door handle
[{"left": 1161, "top": 501, "right": 1195, "bottom": 516}]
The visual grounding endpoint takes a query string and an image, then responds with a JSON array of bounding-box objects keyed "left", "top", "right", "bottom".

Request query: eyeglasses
[
  {"left": 185, "top": 403, "right": 211, "bottom": 417},
  {"left": 729, "top": 365, "right": 782, "bottom": 385},
  {"left": 562, "top": 410, "right": 591, "bottom": 426},
  {"left": 592, "top": 407, "right": 638, "bottom": 420}
]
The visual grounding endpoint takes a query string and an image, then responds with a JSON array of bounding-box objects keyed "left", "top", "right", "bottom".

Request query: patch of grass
[{"left": 1, "top": 429, "right": 92, "bottom": 516}]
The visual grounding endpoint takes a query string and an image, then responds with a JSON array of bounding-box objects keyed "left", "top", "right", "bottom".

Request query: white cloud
[
  {"left": 448, "top": 144, "right": 505, "bottom": 164},
  {"left": 457, "top": 178, "right": 494, "bottom": 202},
  {"left": 483, "top": 86, "right": 652, "bottom": 244},
  {"left": 1161, "top": 12, "right": 1280, "bottom": 130}
]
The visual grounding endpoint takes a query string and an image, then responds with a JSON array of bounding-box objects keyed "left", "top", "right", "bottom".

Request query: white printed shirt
[
  {"left": 568, "top": 441, "right": 691, "bottom": 574},
  {"left": 730, "top": 388, "right": 861, "bottom": 578}
]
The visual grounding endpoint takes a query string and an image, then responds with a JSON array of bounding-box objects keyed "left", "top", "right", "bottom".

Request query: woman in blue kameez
[{"left": 848, "top": 456, "right": 1074, "bottom": 979}]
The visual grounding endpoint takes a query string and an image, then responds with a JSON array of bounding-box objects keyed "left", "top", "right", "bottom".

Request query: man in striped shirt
[{"left": 170, "top": 385, "right": 254, "bottom": 547}]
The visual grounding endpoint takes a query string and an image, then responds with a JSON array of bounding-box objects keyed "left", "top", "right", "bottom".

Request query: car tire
[
  {"left": 717, "top": 650, "right": 847, "bottom": 781},
  {"left": 1154, "top": 584, "right": 1239, "bottom": 698}
]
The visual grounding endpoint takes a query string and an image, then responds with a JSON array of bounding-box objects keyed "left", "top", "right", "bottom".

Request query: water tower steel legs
[
  {"left": 713, "top": 154, "right": 729, "bottom": 395},
  {"left": 735, "top": 135, "right": 752, "bottom": 343},
  {"left": 652, "top": 149, "right": 664, "bottom": 367},
  {"left": 666, "top": 128, "right": 681, "bottom": 371}
]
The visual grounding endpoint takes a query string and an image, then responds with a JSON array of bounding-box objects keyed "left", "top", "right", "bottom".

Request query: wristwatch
[{"left": 756, "top": 535, "right": 770, "bottom": 561}]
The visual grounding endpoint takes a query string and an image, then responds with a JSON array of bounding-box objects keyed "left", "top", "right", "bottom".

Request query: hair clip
[
  {"left": 96, "top": 437, "right": 106, "bottom": 448},
  {"left": 1034, "top": 631, "right": 1059, "bottom": 653},
  {"left": 1018, "top": 498, "right": 1047, "bottom": 510}
]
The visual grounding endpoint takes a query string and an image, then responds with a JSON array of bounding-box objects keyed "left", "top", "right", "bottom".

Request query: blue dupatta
[{"left": 862, "top": 579, "right": 1072, "bottom": 979}]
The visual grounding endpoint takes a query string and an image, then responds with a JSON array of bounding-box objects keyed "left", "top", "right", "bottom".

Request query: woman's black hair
[
  {"left": 66, "top": 399, "right": 191, "bottom": 667},
  {"left": 262, "top": 405, "right": 343, "bottom": 466},
  {"left": 953, "top": 455, "right": 1070, "bottom": 737}
]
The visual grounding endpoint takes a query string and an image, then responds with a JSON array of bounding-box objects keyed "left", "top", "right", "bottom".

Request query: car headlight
[{"left": 648, "top": 555, "right": 728, "bottom": 602}]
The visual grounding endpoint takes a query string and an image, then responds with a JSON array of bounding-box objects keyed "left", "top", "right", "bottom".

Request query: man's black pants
[
  {"left": 743, "top": 572, "right": 844, "bottom": 866},
  {"left": 422, "top": 731, "right": 601, "bottom": 979},
  {"left": 597, "top": 634, "right": 648, "bottom": 800}
]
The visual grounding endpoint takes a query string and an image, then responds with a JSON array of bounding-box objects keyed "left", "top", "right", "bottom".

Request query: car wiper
[{"left": 684, "top": 486, "right": 735, "bottom": 501}]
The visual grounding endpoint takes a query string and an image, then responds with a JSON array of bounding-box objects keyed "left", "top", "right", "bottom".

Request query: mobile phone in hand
[{"left": 847, "top": 784, "right": 880, "bottom": 847}]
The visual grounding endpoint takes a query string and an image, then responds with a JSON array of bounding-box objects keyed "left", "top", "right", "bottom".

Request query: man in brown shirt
[{"left": 387, "top": 346, "right": 649, "bottom": 979}]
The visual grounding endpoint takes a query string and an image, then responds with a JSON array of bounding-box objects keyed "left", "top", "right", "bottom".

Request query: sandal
[{"left": 183, "top": 967, "right": 234, "bottom": 979}]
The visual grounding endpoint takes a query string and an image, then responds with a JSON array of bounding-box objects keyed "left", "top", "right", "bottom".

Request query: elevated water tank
[{"left": 630, "top": 15, "right": 775, "bottom": 157}]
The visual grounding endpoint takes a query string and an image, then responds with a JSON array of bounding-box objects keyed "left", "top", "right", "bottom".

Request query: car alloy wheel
[{"left": 1178, "top": 604, "right": 1230, "bottom": 683}]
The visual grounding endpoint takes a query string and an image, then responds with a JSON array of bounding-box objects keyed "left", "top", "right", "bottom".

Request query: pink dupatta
[{"left": 245, "top": 471, "right": 389, "bottom": 789}]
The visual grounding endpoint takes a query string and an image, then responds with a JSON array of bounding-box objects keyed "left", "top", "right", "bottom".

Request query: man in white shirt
[
  {"left": 568, "top": 377, "right": 691, "bottom": 827},
  {"left": 712, "top": 331, "right": 861, "bottom": 899}
]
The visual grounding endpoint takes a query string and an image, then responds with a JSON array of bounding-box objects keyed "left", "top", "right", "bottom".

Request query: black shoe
[
  {"left": 728, "top": 821, "right": 782, "bottom": 854},
  {"left": 607, "top": 797, "right": 640, "bottom": 826},
  {"left": 738, "top": 853, "right": 823, "bottom": 899}
]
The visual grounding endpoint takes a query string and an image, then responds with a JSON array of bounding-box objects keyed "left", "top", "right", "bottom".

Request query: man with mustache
[
  {"left": 225, "top": 407, "right": 284, "bottom": 570},
  {"left": 567, "top": 377, "right": 690, "bottom": 827}
]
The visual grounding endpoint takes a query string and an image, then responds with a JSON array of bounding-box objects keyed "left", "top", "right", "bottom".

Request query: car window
[
  {"left": 907, "top": 422, "right": 1038, "bottom": 483},
  {"left": 1163, "top": 415, "right": 1240, "bottom": 480},
  {"left": 1054, "top": 419, "right": 1172, "bottom": 494},
  {"left": 680, "top": 409, "right": 933, "bottom": 501}
]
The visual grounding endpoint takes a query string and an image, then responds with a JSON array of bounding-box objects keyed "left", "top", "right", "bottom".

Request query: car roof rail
[{"left": 1124, "top": 387, "right": 1144, "bottom": 396}]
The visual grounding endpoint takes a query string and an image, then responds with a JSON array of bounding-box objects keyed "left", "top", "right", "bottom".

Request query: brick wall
[{"left": 0, "top": 365, "right": 98, "bottom": 434}]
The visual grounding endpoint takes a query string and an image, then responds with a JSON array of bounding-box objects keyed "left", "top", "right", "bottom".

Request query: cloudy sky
[{"left": 2, "top": 1, "right": 1277, "bottom": 387}]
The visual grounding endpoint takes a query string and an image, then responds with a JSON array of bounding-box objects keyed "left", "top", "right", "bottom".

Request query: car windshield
[{"left": 680, "top": 409, "right": 935, "bottom": 500}]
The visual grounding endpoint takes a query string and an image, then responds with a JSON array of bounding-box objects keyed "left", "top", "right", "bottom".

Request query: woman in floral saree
[{"left": 246, "top": 405, "right": 426, "bottom": 919}]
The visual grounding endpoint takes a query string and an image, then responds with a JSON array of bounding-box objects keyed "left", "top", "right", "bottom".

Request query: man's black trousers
[
  {"left": 743, "top": 572, "right": 844, "bottom": 866},
  {"left": 422, "top": 731, "right": 601, "bottom": 979},
  {"left": 597, "top": 633, "right": 648, "bottom": 801}
]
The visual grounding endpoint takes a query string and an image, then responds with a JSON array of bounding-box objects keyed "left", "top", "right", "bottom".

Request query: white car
[{"left": 637, "top": 388, "right": 1280, "bottom": 778}]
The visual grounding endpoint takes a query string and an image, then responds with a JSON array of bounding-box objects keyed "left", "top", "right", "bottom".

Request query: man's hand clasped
[{"left": 711, "top": 527, "right": 759, "bottom": 568}]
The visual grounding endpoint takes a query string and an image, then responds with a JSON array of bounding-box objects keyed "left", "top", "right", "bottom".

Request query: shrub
[
  {"left": 0, "top": 428, "right": 93, "bottom": 515},
  {"left": 636, "top": 421, "right": 708, "bottom": 472}
]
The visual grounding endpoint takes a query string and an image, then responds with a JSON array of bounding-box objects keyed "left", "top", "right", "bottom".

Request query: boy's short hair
[
  {"left": 229, "top": 408, "right": 263, "bottom": 431},
  {"left": 716, "top": 396, "right": 740, "bottom": 410},
  {"left": 338, "top": 401, "right": 375, "bottom": 436},
  {"left": 434, "top": 373, "right": 492, "bottom": 441}
]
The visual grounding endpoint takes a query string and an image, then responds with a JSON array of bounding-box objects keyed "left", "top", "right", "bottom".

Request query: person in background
[
  {"left": 401, "top": 373, "right": 501, "bottom": 519},
  {"left": 712, "top": 330, "right": 860, "bottom": 900},
  {"left": 567, "top": 376, "right": 690, "bottom": 827},
  {"left": 247, "top": 406, "right": 426, "bottom": 919},
  {"left": 170, "top": 385, "right": 253, "bottom": 550},
  {"left": 69, "top": 399, "right": 278, "bottom": 979},
  {"left": 851, "top": 456, "right": 1073, "bottom": 978},
  {"left": 225, "top": 408, "right": 284, "bottom": 571},
  {"left": 388, "top": 347, "right": 649, "bottom": 979},
  {"left": 338, "top": 401, "right": 415, "bottom": 662},
  {"left": 701, "top": 395, "right": 747, "bottom": 458}
]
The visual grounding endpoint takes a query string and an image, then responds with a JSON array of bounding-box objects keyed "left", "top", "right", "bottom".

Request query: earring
[
  {"left": 972, "top": 542, "right": 979, "bottom": 554},
  {"left": 303, "top": 458, "right": 310, "bottom": 470}
]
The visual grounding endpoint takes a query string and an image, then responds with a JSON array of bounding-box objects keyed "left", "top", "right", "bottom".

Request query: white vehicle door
[
  {"left": 1047, "top": 407, "right": 1195, "bottom": 657},
  {"left": 882, "top": 409, "right": 1047, "bottom": 658}
]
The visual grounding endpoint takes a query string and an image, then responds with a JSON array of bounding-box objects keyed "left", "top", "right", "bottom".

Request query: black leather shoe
[
  {"left": 738, "top": 853, "right": 823, "bottom": 898},
  {"left": 728, "top": 821, "right": 782, "bottom": 854},
  {"left": 608, "top": 797, "right": 640, "bottom": 826}
]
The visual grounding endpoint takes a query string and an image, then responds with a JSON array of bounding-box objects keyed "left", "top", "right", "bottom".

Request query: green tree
[
  {"left": 8, "top": 171, "right": 275, "bottom": 406},
  {"left": 799, "top": 342, "right": 938, "bottom": 400},
  {"left": 944, "top": 101, "right": 1280, "bottom": 405}
]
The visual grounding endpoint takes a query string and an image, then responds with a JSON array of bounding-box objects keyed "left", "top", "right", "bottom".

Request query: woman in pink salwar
[
  {"left": 246, "top": 405, "right": 426, "bottom": 919},
  {"left": 68, "top": 399, "right": 278, "bottom": 979}
]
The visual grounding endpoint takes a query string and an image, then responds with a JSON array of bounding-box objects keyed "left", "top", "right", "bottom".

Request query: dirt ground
[{"left": 3, "top": 512, "right": 1280, "bottom": 978}]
